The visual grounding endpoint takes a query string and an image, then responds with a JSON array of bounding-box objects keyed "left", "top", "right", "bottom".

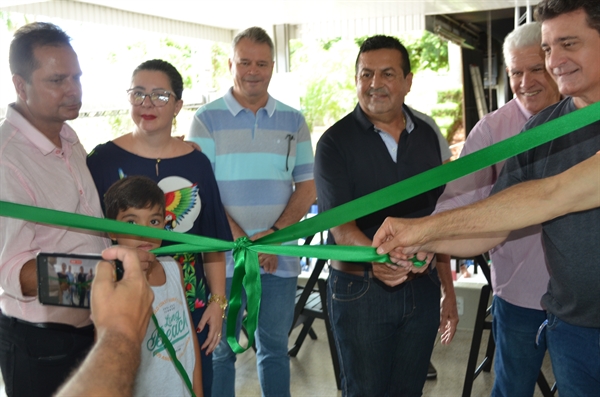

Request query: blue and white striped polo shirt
[{"left": 188, "top": 88, "right": 314, "bottom": 278}]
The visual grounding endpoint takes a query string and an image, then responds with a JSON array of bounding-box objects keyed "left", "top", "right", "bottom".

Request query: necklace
[{"left": 128, "top": 134, "right": 169, "bottom": 177}]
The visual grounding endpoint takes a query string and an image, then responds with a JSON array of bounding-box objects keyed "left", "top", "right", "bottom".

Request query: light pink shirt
[
  {"left": 434, "top": 98, "right": 549, "bottom": 310},
  {"left": 0, "top": 105, "right": 109, "bottom": 326}
]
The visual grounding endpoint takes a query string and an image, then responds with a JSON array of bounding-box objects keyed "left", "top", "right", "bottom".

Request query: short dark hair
[
  {"left": 104, "top": 176, "right": 166, "bottom": 220},
  {"left": 132, "top": 59, "right": 184, "bottom": 100},
  {"left": 535, "top": 0, "right": 600, "bottom": 35},
  {"left": 355, "top": 35, "right": 411, "bottom": 77},
  {"left": 232, "top": 26, "right": 274, "bottom": 60},
  {"left": 9, "top": 22, "right": 72, "bottom": 82}
]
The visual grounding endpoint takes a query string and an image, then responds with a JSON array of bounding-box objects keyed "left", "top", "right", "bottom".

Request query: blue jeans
[
  {"left": 328, "top": 268, "right": 440, "bottom": 397},
  {"left": 490, "top": 296, "right": 548, "bottom": 397},
  {"left": 212, "top": 274, "right": 297, "bottom": 397},
  {"left": 545, "top": 312, "right": 600, "bottom": 397}
]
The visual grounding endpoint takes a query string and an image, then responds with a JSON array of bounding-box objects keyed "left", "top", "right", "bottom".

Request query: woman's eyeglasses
[{"left": 126, "top": 89, "right": 173, "bottom": 107}]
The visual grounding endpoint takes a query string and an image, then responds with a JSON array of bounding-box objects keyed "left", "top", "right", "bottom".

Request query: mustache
[{"left": 367, "top": 88, "right": 388, "bottom": 96}]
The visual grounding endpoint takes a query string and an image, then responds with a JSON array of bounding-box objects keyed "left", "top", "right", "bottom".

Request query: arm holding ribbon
[{"left": 374, "top": 152, "right": 600, "bottom": 259}]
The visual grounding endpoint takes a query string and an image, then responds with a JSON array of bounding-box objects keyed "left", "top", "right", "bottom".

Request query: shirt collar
[
  {"left": 6, "top": 103, "right": 79, "bottom": 155},
  {"left": 223, "top": 87, "right": 276, "bottom": 117},
  {"left": 354, "top": 103, "right": 415, "bottom": 134},
  {"left": 514, "top": 97, "right": 533, "bottom": 119}
]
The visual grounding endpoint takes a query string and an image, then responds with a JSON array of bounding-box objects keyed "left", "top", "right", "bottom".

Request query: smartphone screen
[{"left": 36, "top": 253, "right": 113, "bottom": 309}]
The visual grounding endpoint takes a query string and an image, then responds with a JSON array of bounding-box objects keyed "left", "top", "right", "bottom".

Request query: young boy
[{"left": 104, "top": 175, "right": 203, "bottom": 397}]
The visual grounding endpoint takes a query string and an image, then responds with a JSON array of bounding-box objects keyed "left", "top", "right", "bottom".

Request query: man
[
  {"left": 66, "top": 264, "right": 76, "bottom": 304},
  {"left": 86, "top": 266, "right": 94, "bottom": 306},
  {"left": 0, "top": 22, "right": 111, "bottom": 396},
  {"left": 314, "top": 35, "right": 456, "bottom": 396},
  {"left": 56, "top": 246, "right": 155, "bottom": 397},
  {"left": 77, "top": 266, "right": 88, "bottom": 307},
  {"left": 434, "top": 22, "right": 560, "bottom": 396},
  {"left": 57, "top": 262, "right": 69, "bottom": 305},
  {"left": 375, "top": 1, "right": 600, "bottom": 394},
  {"left": 188, "top": 27, "right": 316, "bottom": 396}
]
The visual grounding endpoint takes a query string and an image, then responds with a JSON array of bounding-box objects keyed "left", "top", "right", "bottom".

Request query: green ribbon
[
  {"left": 1, "top": 100, "right": 599, "bottom": 354},
  {"left": 151, "top": 314, "right": 196, "bottom": 397},
  {"left": 228, "top": 237, "right": 261, "bottom": 351}
]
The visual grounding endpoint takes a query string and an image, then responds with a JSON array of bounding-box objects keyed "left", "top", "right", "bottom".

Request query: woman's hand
[{"left": 196, "top": 302, "right": 224, "bottom": 355}]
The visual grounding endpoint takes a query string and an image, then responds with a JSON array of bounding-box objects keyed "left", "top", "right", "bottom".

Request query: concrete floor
[{"left": 233, "top": 320, "right": 555, "bottom": 397}]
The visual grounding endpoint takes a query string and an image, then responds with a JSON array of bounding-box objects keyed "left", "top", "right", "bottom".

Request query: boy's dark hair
[
  {"left": 9, "top": 22, "right": 72, "bottom": 82},
  {"left": 355, "top": 35, "right": 411, "bottom": 77},
  {"left": 104, "top": 176, "right": 165, "bottom": 220},
  {"left": 535, "top": 0, "right": 600, "bottom": 35},
  {"left": 132, "top": 59, "right": 184, "bottom": 100}
]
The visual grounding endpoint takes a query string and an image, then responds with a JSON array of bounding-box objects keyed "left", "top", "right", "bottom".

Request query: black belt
[{"left": 0, "top": 312, "right": 94, "bottom": 334}]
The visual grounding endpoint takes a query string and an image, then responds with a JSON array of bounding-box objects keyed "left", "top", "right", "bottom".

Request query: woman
[{"left": 87, "top": 59, "right": 231, "bottom": 397}]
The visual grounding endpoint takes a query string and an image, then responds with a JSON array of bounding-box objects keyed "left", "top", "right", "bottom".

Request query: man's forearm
[
  {"left": 272, "top": 180, "right": 316, "bottom": 229},
  {"left": 226, "top": 213, "right": 247, "bottom": 240},
  {"left": 330, "top": 221, "right": 372, "bottom": 247},
  {"left": 425, "top": 154, "right": 600, "bottom": 241},
  {"left": 55, "top": 330, "right": 141, "bottom": 397}
]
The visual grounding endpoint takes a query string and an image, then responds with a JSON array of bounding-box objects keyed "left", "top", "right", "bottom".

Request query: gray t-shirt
[
  {"left": 409, "top": 107, "right": 452, "bottom": 162},
  {"left": 492, "top": 97, "right": 600, "bottom": 328}
]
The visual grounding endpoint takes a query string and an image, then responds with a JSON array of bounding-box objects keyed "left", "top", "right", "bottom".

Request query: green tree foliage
[
  {"left": 0, "top": 11, "right": 29, "bottom": 32},
  {"left": 354, "top": 31, "right": 448, "bottom": 73},
  {"left": 106, "top": 38, "right": 197, "bottom": 90},
  {"left": 291, "top": 39, "right": 357, "bottom": 131},
  {"left": 431, "top": 88, "right": 463, "bottom": 141},
  {"left": 210, "top": 41, "right": 230, "bottom": 91}
]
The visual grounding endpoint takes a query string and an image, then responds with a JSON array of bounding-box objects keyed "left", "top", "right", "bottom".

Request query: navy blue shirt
[
  {"left": 87, "top": 141, "right": 232, "bottom": 323},
  {"left": 315, "top": 104, "right": 444, "bottom": 259}
]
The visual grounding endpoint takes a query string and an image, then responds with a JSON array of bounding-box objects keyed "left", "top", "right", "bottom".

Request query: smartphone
[{"left": 36, "top": 253, "right": 123, "bottom": 309}]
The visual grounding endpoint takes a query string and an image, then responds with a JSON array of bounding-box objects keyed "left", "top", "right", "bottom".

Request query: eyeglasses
[{"left": 126, "top": 89, "right": 173, "bottom": 107}]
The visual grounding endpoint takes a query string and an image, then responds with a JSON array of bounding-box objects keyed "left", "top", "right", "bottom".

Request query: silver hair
[
  {"left": 502, "top": 22, "right": 542, "bottom": 65},
  {"left": 232, "top": 26, "right": 274, "bottom": 60}
]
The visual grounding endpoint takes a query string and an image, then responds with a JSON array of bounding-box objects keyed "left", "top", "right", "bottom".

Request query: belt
[
  {"left": 0, "top": 312, "right": 94, "bottom": 334},
  {"left": 331, "top": 260, "right": 429, "bottom": 281}
]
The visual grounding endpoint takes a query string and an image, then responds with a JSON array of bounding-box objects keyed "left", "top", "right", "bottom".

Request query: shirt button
[{"left": 79, "top": 190, "right": 83, "bottom": 195}]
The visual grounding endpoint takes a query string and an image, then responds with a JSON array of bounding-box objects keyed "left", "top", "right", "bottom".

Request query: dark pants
[
  {"left": 0, "top": 313, "right": 94, "bottom": 397},
  {"left": 328, "top": 268, "right": 441, "bottom": 397}
]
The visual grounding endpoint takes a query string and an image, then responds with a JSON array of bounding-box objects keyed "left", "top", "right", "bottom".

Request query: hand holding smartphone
[{"left": 37, "top": 253, "right": 123, "bottom": 309}]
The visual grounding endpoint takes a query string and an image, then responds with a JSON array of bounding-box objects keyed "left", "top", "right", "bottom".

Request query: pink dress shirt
[
  {"left": 434, "top": 98, "right": 549, "bottom": 310},
  {"left": 0, "top": 105, "right": 109, "bottom": 326}
]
